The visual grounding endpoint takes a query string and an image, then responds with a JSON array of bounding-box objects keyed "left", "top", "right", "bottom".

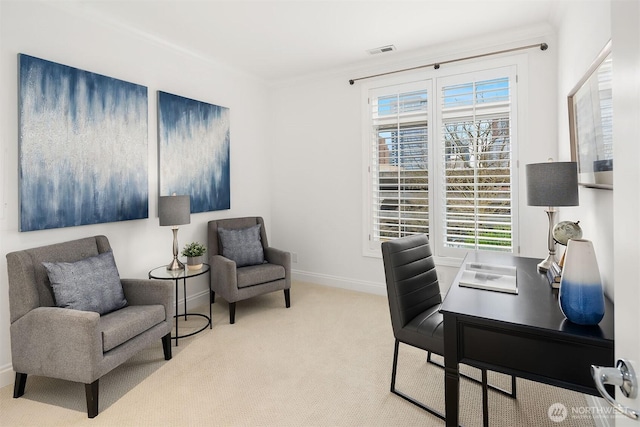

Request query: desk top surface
[{"left": 440, "top": 252, "right": 614, "bottom": 344}]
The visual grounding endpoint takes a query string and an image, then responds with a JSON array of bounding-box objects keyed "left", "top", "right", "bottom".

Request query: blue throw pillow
[
  {"left": 218, "top": 224, "right": 265, "bottom": 267},
  {"left": 43, "top": 251, "right": 128, "bottom": 315}
]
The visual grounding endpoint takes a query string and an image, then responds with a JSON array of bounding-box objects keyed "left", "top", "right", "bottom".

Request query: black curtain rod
[{"left": 348, "top": 42, "right": 548, "bottom": 85}]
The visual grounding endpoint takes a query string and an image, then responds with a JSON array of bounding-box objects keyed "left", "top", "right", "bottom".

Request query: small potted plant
[{"left": 181, "top": 242, "right": 207, "bottom": 270}]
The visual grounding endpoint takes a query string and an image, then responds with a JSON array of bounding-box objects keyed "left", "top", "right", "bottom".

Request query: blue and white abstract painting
[
  {"left": 19, "top": 54, "right": 148, "bottom": 232},
  {"left": 158, "top": 91, "right": 230, "bottom": 213}
]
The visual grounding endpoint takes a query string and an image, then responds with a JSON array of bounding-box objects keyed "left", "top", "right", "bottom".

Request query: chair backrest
[
  {"left": 381, "top": 234, "right": 442, "bottom": 337},
  {"left": 207, "top": 216, "right": 269, "bottom": 256},
  {"left": 6, "top": 235, "right": 112, "bottom": 323}
]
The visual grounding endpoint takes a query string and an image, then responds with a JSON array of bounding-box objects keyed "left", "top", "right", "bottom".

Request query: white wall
[
  {"left": 553, "top": 1, "right": 614, "bottom": 297},
  {"left": 270, "top": 26, "right": 558, "bottom": 295},
  {"left": 0, "top": 1, "right": 272, "bottom": 387},
  {"left": 0, "top": 0, "right": 622, "bottom": 393},
  {"left": 610, "top": 1, "right": 640, "bottom": 419}
]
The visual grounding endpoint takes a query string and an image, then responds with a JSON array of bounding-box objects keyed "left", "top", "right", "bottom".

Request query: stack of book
[
  {"left": 546, "top": 262, "right": 562, "bottom": 289},
  {"left": 459, "top": 263, "right": 518, "bottom": 294}
]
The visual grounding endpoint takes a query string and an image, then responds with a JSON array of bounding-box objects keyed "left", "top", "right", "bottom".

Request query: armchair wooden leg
[
  {"left": 229, "top": 302, "right": 236, "bottom": 324},
  {"left": 85, "top": 379, "right": 99, "bottom": 418},
  {"left": 284, "top": 289, "right": 291, "bottom": 308},
  {"left": 162, "top": 333, "right": 172, "bottom": 360},
  {"left": 13, "top": 373, "right": 27, "bottom": 398}
]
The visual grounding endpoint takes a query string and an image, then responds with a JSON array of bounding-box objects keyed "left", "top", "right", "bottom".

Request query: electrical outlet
[{"left": 292, "top": 252, "right": 298, "bottom": 263}]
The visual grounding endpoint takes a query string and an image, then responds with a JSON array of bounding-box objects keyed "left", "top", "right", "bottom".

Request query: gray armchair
[
  {"left": 6, "top": 235, "right": 174, "bottom": 418},
  {"left": 208, "top": 217, "right": 291, "bottom": 324}
]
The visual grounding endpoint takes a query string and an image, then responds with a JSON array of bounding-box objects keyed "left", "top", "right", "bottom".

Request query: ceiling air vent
[{"left": 367, "top": 45, "right": 396, "bottom": 55}]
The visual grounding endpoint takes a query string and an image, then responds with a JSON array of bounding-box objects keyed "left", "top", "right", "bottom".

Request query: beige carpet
[{"left": 0, "top": 282, "right": 597, "bottom": 427}]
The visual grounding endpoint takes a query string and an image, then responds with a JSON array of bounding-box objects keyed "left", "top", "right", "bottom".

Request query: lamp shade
[
  {"left": 158, "top": 195, "right": 191, "bottom": 226},
  {"left": 526, "top": 162, "right": 579, "bottom": 207}
]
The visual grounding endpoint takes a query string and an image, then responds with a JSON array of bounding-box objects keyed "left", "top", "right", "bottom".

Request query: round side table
[{"left": 148, "top": 264, "right": 211, "bottom": 346}]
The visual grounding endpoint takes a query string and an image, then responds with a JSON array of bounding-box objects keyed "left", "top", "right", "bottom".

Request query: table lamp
[
  {"left": 158, "top": 194, "right": 191, "bottom": 270},
  {"left": 526, "top": 161, "right": 579, "bottom": 272}
]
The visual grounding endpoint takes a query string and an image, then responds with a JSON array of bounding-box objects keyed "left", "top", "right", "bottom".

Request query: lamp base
[
  {"left": 166, "top": 227, "right": 184, "bottom": 271},
  {"left": 537, "top": 207, "right": 558, "bottom": 273},
  {"left": 537, "top": 254, "right": 556, "bottom": 273},
  {"left": 166, "top": 258, "right": 184, "bottom": 271}
]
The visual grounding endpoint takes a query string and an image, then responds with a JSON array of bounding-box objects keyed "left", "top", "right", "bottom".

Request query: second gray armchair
[{"left": 207, "top": 216, "right": 291, "bottom": 324}]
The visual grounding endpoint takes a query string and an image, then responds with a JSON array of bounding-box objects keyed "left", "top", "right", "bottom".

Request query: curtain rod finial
[
  {"left": 349, "top": 79, "right": 355, "bottom": 85},
  {"left": 541, "top": 43, "right": 549, "bottom": 51}
]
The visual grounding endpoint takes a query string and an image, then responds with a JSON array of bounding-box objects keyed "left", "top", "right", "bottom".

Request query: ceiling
[{"left": 77, "top": 0, "right": 559, "bottom": 83}]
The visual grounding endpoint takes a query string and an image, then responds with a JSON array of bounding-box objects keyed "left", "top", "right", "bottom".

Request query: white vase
[
  {"left": 186, "top": 256, "right": 204, "bottom": 271},
  {"left": 558, "top": 239, "right": 605, "bottom": 325}
]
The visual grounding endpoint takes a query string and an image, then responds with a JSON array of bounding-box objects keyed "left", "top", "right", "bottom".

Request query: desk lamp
[
  {"left": 158, "top": 194, "right": 191, "bottom": 270},
  {"left": 526, "top": 161, "right": 579, "bottom": 272}
]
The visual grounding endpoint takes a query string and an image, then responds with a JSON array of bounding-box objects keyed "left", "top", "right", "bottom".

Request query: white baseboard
[
  {"left": 0, "top": 363, "right": 15, "bottom": 389},
  {"left": 292, "top": 269, "right": 386, "bottom": 296},
  {"left": 0, "top": 274, "right": 376, "bottom": 390},
  {"left": 179, "top": 289, "right": 210, "bottom": 312}
]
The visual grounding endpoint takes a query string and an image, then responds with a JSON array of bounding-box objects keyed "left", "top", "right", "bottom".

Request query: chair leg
[
  {"left": 85, "top": 379, "right": 99, "bottom": 418},
  {"left": 390, "top": 340, "right": 445, "bottom": 421},
  {"left": 162, "top": 333, "right": 172, "bottom": 360},
  {"left": 391, "top": 339, "right": 399, "bottom": 392},
  {"left": 482, "top": 369, "right": 489, "bottom": 427},
  {"left": 229, "top": 302, "right": 236, "bottom": 324},
  {"left": 426, "top": 353, "right": 516, "bottom": 399},
  {"left": 13, "top": 373, "right": 27, "bottom": 398},
  {"left": 284, "top": 289, "right": 291, "bottom": 308}
]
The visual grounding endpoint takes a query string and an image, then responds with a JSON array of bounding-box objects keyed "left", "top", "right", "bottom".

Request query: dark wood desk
[{"left": 440, "top": 252, "right": 614, "bottom": 427}]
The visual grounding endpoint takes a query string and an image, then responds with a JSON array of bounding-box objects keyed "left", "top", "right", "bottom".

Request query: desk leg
[{"left": 443, "top": 313, "right": 460, "bottom": 427}]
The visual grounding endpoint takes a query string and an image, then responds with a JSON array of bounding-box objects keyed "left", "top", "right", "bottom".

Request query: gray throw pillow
[
  {"left": 43, "top": 251, "right": 128, "bottom": 315},
  {"left": 218, "top": 224, "right": 265, "bottom": 267}
]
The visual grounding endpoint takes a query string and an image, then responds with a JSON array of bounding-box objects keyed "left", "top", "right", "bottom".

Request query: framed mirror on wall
[{"left": 568, "top": 40, "right": 613, "bottom": 190}]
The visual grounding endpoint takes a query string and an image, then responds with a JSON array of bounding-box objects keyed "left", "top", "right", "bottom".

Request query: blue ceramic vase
[{"left": 559, "top": 239, "right": 605, "bottom": 325}]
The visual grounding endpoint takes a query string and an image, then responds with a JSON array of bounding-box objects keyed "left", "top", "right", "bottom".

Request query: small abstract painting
[
  {"left": 157, "top": 91, "right": 230, "bottom": 213},
  {"left": 18, "top": 54, "right": 148, "bottom": 232}
]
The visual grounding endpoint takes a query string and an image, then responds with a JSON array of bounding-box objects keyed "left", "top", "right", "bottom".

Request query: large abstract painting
[
  {"left": 158, "top": 91, "right": 230, "bottom": 213},
  {"left": 18, "top": 54, "right": 148, "bottom": 232}
]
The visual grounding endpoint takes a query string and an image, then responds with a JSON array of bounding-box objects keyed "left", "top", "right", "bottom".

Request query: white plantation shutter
[
  {"left": 364, "top": 65, "right": 520, "bottom": 259},
  {"left": 436, "top": 68, "right": 517, "bottom": 257},
  {"left": 369, "top": 81, "right": 430, "bottom": 246}
]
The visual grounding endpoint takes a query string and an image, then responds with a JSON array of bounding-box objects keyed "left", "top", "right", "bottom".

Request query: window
[
  {"left": 364, "top": 65, "right": 519, "bottom": 259},
  {"left": 367, "top": 81, "right": 430, "bottom": 248},
  {"left": 436, "top": 69, "right": 517, "bottom": 257}
]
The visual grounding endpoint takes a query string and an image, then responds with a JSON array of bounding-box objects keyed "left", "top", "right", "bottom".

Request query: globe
[{"left": 553, "top": 221, "right": 583, "bottom": 246}]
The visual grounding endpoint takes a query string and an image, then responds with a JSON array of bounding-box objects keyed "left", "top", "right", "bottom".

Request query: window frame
[
  {"left": 434, "top": 65, "right": 520, "bottom": 259},
  {"left": 362, "top": 55, "right": 526, "bottom": 262},
  {"left": 362, "top": 74, "right": 434, "bottom": 257}
]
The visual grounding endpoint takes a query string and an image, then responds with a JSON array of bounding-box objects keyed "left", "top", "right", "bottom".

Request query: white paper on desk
[{"left": 459, "top": 263, "right": 518, "bottom": 294}]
